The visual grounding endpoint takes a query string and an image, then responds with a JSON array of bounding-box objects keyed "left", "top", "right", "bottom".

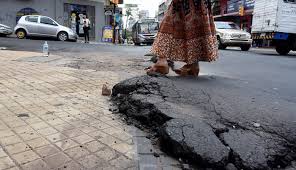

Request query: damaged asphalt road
[{"left": 111, "top": 75, "right": 296, "bottom": 170}]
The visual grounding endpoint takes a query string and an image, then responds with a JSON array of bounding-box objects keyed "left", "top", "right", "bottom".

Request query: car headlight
[
  {"left": 222, "top": 33, "right": 231, "bottom": 38},
  {"left": 246, "top": 33, "right": 251, "bottom": 39}
]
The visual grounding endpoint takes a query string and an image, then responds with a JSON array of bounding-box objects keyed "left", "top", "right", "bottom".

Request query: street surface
[{"left": 0, "top": 37, "right": 296, "bottom": 170}]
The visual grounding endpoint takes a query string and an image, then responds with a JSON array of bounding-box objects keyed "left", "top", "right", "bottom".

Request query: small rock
[
  {"left": 253, "top": 122, "right": 261, "bottom": 128},
  {"left": 182, "top": 164, "right": 190, "bottom": 170},
  {"left": 153, "top": 152, "right": 160, "bottom": 157},
  {"left": 102, "top": 84, "right": 111, "bottom": 96},
  {"left": 226, "top": 163, "right": 238, "bottom": 170},
  {"left": 17, "top": 113, "right": 30, "bottom": 118}
]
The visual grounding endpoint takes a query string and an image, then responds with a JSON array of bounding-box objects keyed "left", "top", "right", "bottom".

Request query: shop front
[
  {"left": 214, "top": 0, "right": 255, "bottom": 33},
  {"left": 0, "top": 0, "right": 105, "bottom": 41},
  {"left": 63, "top": 3, "right": 96, "bottom": 38}
]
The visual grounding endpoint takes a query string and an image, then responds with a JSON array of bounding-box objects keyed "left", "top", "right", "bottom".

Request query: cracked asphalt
[{"left": 1, "top": 37, "right": 296, "bottom": 170}]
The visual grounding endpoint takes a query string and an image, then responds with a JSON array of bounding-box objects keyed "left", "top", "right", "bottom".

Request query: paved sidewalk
[{"left": 0, "top": 50, "right": 180, "bottom": 170}]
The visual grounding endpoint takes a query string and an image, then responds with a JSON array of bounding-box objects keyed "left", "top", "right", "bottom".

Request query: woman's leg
[
  {"left": 87, "top": 29, "right": 90, "bottom": 42},
  {"left": 83, "top": 28, "right": 87, "bottom": 43}
]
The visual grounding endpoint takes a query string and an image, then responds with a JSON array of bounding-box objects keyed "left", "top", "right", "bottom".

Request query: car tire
[
  {"left": 217, "top": 37, "right": 227, "bottom": 50},
  {"left": 276, "top": 43, "right": 291, "bottom": 55},
  {"left": 57, "top": 32, "right": 68, "bottom": 41},
  {"left": 16, "top": 29, "right": 26, "bottom": 39},
  {"left": 241, "top": 45, "right": 251, "bottom": 51},
  {"left": 134, "top": 43, "right": 141, "bottom": 46}
]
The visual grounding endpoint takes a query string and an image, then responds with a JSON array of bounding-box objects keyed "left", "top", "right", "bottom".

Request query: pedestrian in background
[
  {"left": 83, "top": 15, "right": 91, "bottom": 43},
  {"left": 146, "top": 0, "right": 218, "bottom": 76}
]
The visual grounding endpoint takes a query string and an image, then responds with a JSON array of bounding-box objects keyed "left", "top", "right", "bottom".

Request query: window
[
  {"left": 139, "top": 22, "right": 159, "bottom": 34},
  {"left": 40, "top": 17, "right": 57, "bottom": 26},
  {"left": 284, "top": 0, "right": 296, "bottom": 3},
  {"left": 25, "top": 16, "right": 38, "bottom": 23},
  {"left": 215, "top": 22, "right": 240, "bottom": 30}
]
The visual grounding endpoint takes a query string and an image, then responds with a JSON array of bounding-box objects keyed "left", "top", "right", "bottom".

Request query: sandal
[
  {"left": 174, "top": 63, "right": 199, "bottom": 77},
  {"left": 146, "top": 59, "right": 169, "bottom": 75}
]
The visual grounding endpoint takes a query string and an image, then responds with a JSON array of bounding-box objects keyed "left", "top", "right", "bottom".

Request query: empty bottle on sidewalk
[{"left": 43, "top": 41, "right": 49, "bottom": 57}]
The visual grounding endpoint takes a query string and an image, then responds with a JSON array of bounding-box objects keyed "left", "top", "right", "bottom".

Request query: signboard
[
  {"left": 227, "top": 0, "right": 240, "bottom": 13},
  {"left": 227, "top": 0, "right": 254, "bottom": 13},
  {"left": 102, "top": 26, "right": 113, "bottom": 43},
  {"left": 244, "top": 0, "right": 255, "bottom": 10}
]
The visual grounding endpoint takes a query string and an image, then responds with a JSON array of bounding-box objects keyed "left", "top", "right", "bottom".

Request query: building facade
[
  {"left": 158, "top": 0, "right": 172, "bottom": 22},
  {"left": 212, "top": 0, "right": 255, "bottom": 33},
  {"left": 0, "top": 0, "right": 105, "bottom": 41},
  {"left": 139, "top": 10, "right": 149, "bottom": 20}
]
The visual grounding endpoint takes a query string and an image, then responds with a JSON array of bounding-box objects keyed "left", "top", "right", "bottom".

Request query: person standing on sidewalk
[
  {"left": 83, "top": 15, "right": 91, "bottom": 43},
  {"left": 146, "top": 0, "right": 218, "bottom": 76}
]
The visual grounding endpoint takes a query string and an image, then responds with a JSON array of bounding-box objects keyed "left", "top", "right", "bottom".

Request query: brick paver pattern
[{"left": 0, "top": 51, "right": 137, "bottom": 170}]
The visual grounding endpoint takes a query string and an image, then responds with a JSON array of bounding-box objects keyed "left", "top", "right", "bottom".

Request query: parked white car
[
  {"left": 0, "top": 24, "right": 13, "bottom": 36},
  {"left": 14, "top": 15, "right": 77, "bottom": 41},
  {"left": 215, "top": 21, "right": 252, "bottom": 51}
]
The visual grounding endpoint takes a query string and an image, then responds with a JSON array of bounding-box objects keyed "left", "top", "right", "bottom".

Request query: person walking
[
  {"left": 83, "top": 15, "right": 91, "bottom": 43},
  {"left": 146, "top": 0, "right": 218, "bottom": 76}
]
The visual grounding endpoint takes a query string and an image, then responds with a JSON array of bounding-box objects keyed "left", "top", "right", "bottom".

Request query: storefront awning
[{"left": 214, "top": 9, "right": 253, "bottom": 18}]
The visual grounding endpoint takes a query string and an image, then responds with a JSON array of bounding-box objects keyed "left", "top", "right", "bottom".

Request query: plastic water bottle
[{"left": 43, "top": 41, "right": 49, "bottom": 57}]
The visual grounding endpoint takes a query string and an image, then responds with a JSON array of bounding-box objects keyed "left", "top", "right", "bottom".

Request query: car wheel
[
  {"left": 241, "top": 45, "right": 251, "bottom": 51},
  {"left": 58, "top": 32, "right": 68, "bottom": 41},
  {"left": 134, "top": 43, "right": 141, "bottom": 46},
  {"left": 276, "top": 44, "right": 291, "bottom": 55},
  {"left": 217, "top": 37, "right": 226, "bottom": 50},
  {"left": 16, "top": 29, "right": 26, "bottom": 39}
]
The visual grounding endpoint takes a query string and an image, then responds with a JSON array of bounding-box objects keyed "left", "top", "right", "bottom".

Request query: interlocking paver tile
[
  {"left": 11, "top": 150, "right": 40, "bottom": 165},
  {"left": 84, "top": 141, "right": 105, "bottom": 153},
  {"left": 88, "top": 131, "right": 108, "bottom": 140},
  {"left": 26, "top": 137, "right": 50, "bottom": 149},
  {"left": 113, "top": 142, "right": 134, "bottom": 154},
  {"left": 0, "top": 147, "right": 8, "bottom": 158},
  {"left": 65, "top": 146, "right": 90, "bottom": 159},
  {"left": 56, "top": 160, "right": 82, "bottom": 170},
  {"left": 46, "top": 132, "right": 68, "bottom": 142},
  {"left": 44, "top": 152, "right": 71, "bottom": 169},
  {"left": 96, "top": 147, "right": 118, "bottom": 161},
  {"left": 62, "top": 128, "right": 84, "bottom": 138},
  {"left": 21, "top": 159, "right": 50, "bottom": 170},
  {"left": 110, "top": 155, "right": 135, "bottom": 169},
  {"left": 30, "top": 122, "right": 50, "bottom": 130},
  {"left": 79, "top": 125, "right": 98, "bottom": 134},
  {"left": 18, "top": 130, "right": 41, "bottom": 141},
  {"left": 0, "top": 130, "right": 15, "bottom": 138},
  {"left": 54, "top": 123, "right": 75, "bottom": 131},
  {"left": 37, "top": 127, "right": 58, "bottom": 136},
  {"left": 47, "top": 118, "right": 65, "bottom": 126},
  {"left": 71, "top": 134, "right": 94, "bottom": 144},
  {"left": 6, "top": 166, "right": 21, "bottom": 170},
  {"left": 97, "top": 134, "right": 119, "bottom": 146},
  {"left": 0, "top": 135, "right": 23, "bottom": 146},
  {"left": 35, "top": 145, "right": 60, "bottom": 158},
  {"left": 0, "top": 156, "right": 16, "bottom": 169},
  {"left": 5, "top": 143, "right": 31, "bottom": 155},
  {"left": 78, "top": 154, "right": 106, "bottom": 168},
  {"left": 55, "top": 139, "right": 79, "bottom": 150}
]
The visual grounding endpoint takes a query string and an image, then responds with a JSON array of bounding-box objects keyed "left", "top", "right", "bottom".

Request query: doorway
[{"left": 64, "top": 3, "right": 95, "bottom": 39}]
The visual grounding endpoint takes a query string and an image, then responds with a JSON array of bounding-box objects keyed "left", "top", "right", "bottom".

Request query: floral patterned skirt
[{"left": 151, "top": 0, "right": 218, "bottom": 64}]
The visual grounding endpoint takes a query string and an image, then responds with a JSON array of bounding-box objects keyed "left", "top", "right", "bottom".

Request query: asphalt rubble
[{"left": 111, "top": 75, "right": 296, "bottom": 170}]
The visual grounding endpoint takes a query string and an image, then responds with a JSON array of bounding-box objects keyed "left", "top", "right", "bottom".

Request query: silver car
[
  {"left": 0, "top": 24, "right": 13, "bottom": 36},
  {"left": 215, "top": 21, "right": 252, "bottom": 51},
  {"left": 14, "top": 15, "right": 77, "bottom": 41}
]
